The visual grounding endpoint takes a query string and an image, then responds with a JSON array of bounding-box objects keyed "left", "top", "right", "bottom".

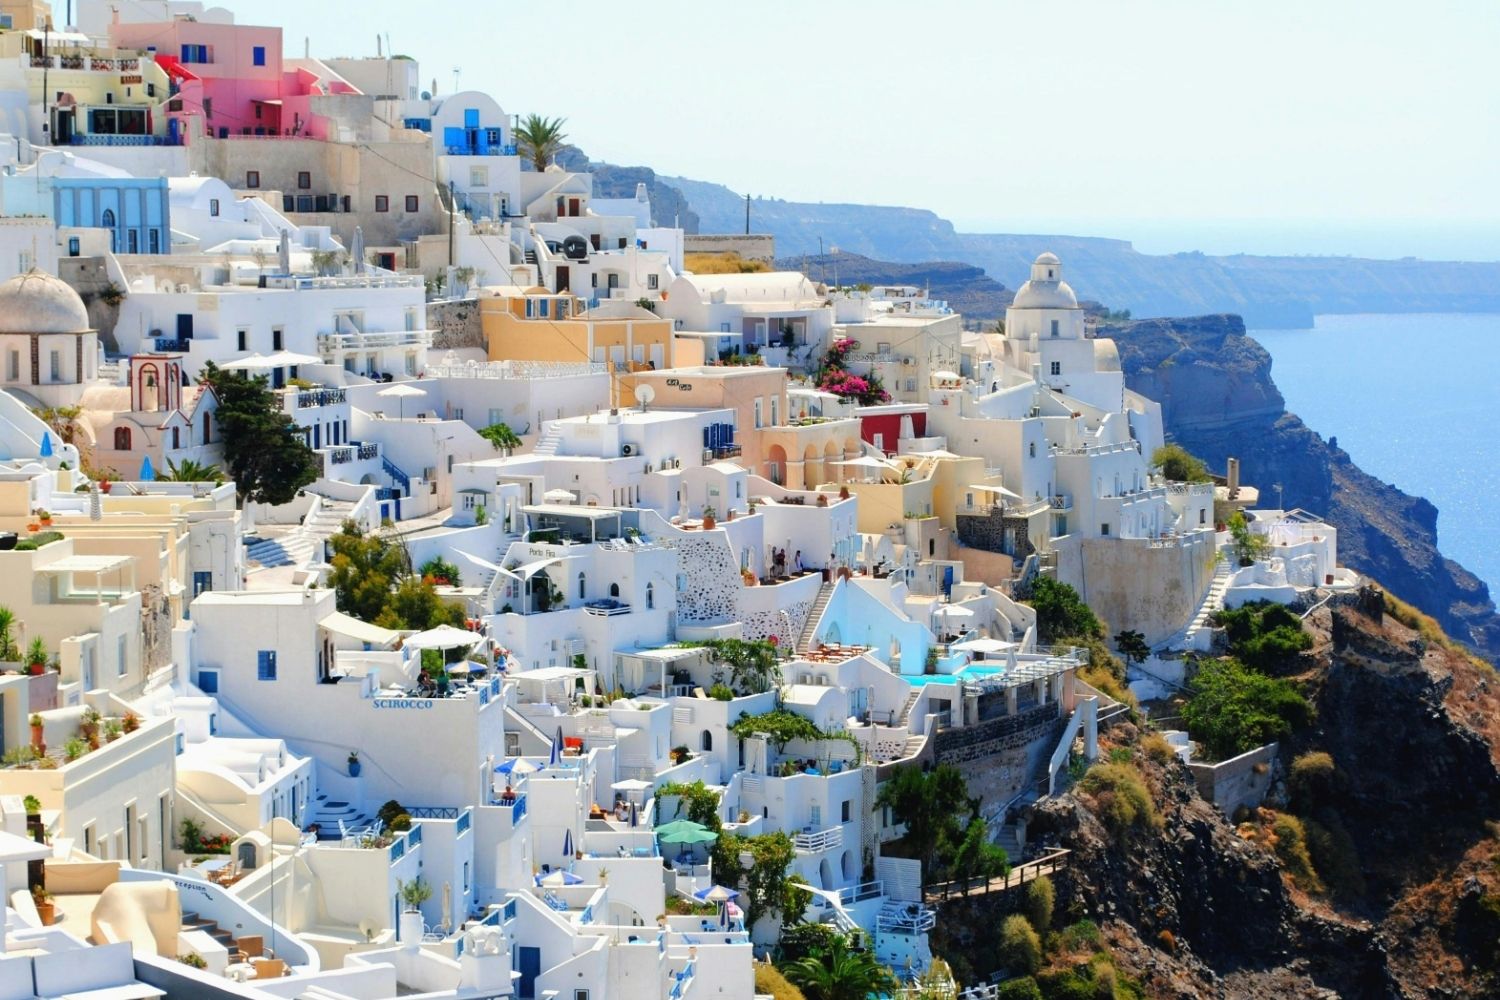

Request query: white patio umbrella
[
  {"left": 378, "top": 382, "right": 426, "bottom": 419},
  {"left": 405, "top": 623, "right": 484, "bottom": 651},
  {"left": 440, "top": 882, "right": 452, "bottom": 933},
  {"left": 934, "top": 604, "right": 975, "bottom": 622}
]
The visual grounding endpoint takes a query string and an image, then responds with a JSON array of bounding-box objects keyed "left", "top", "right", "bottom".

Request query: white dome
[
  {"left": 1034, "top": 251, "right": 1061, "bottom": 266},
  {"left": 1011, "top": 278, "right": 1078, "bottom": 310},
  {"left": 0, "top": 271, "right": 91, "bottom": 334}
]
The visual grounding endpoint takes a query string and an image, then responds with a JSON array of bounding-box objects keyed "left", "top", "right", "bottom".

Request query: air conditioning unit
[
  {"left": 902, "top": 357, "right": 914, "bottom": 366},
  {"left": 621, "top": 443, "right": 635, "bottom": 457}
]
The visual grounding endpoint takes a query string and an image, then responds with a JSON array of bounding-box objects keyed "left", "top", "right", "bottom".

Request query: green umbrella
[{"left": 654, "top": 819, "right": 719, "bottom": 845}]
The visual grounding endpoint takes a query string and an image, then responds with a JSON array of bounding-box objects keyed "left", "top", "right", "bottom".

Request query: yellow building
[
  {"left": 482, "top": 291, "right": 679, "bottom": 401},
  {"left": 0, "top": 0, "right": 49, "bottom": 31}
]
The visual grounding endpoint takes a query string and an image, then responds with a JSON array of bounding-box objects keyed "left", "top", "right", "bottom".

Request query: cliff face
[
  {"left": 1009, "top": 598, "right": 1500, "bottom": 999},
  {"left": 1106, "top": 314, "right": 1500, "bottom": 658}
]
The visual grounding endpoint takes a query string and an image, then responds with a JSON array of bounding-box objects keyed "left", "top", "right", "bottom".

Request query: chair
[
  {"left": 251, "top": 958, "right": 286, "bottom": 979},
  {"left": 236, "top": 935, "right": 264, "bottom": 961}
]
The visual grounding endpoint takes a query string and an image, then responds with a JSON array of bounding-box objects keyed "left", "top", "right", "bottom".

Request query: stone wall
[
  {"left": 736, "top": 598, "right": 813, "bottom": 646},
  {"left": 664, "top": 533, "right": 740, "bottom": 624},
  {"left": 684, "top": 234, "right": 776, "bottom": 263},
  {"left": 1188, "top": 741, "right": 1279, "bottom": 818},
  {"left": 932, "top": 704, "right": 1062, "bottom": 811},
  {"left": 428, "top": 298, "right": 485, "bottom": 353},
  {"left": 955, "top": 510, "right": 1034, "bottom": 560},
  {"left": 1055, "top": 533, "right": 1217, "bottom": 645},
  {"left": 60, "top": 257, "right": 123, "bottom": 353}
]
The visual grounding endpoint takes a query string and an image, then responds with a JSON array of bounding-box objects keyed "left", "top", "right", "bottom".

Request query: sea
[{"left": 1250, "top": 313, "right": 1500, "bottom": 595}]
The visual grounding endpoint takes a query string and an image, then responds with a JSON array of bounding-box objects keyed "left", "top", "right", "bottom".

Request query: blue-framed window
[
  {"left": 198, "top": 669, "right": 219, "bottom": 694},
  {"left": 252, "top": 46, "right": 266, "bottom": 67},
  {"left": 180, "top": 44, "right": 210, "bottom": 64},
  {"left": 257, "top": 650, "right": 277, "bottom": 681}
]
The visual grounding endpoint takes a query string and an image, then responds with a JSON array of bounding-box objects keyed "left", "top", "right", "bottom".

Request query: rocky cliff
[
  {"left": 980, "top": 595, "right": 1500, "bottom": 999},
  {"left": 1106, "top": 314, "right": 1500, "bottom": 658}
]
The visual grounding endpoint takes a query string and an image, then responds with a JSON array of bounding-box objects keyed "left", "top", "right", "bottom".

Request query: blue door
[{"left": 517, "top": 946, "right": 540, "bottom": 998}]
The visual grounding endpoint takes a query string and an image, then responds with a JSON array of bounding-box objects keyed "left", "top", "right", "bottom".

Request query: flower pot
[
  {"left": 26, "top": 523, "right": 39, "bottom": 533},
  {"left": 839, "top": 486, "right": 850, "bottom": 500},
  {"left": 348, "top": 760, "right": 362, "bottom": 777},
  {"left": 702, "top": 516, "right": 716, "bottom": 531},
  {"left": 816, "top": 495, "right": 828, "bottom": 507},
  {"left": 99, "top": 482, "right": 111, "bottom": 494},
  {"left": 27, "top": 663, "right": 43, "bottom": 676},
  {"left": 34, "top": 901, "right": 53, "bottom": 926}
]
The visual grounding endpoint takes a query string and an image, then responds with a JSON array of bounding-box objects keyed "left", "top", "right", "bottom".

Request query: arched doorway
[{"left": 767, "top": 444, "right": 787, "bottom": 486}]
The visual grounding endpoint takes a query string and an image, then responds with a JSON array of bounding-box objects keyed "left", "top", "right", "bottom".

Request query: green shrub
[
  {"left": 996, "top": 977, "right": 1043, "bottom": 1000},
  {"left": 755, "top": 962, "right": 806, "bottom": 1000},
  {"left": 1035, "top": 969, "right": 1094, "bottom": 1000},
  {"left": 1152, "top": 444, "right": 1211, "bottom": 483},
  {"left": 1304, "top": 815, "right": 1366, "bottom": 900},
  {"left": 1078, "top": 762, "right": 1160, "bottom": 839},
  {"left": 1287, "top": 751, "right": 1338, "bottom": 808},
  {"left": 708, "top": 683, "right": 735, "bottom": 701},
  {"left": 1024, "top": 875, "right": 1054, "bottom": 934},
  {"left": 1055, "top": 919, "right": 1102, "bottom": 954},
  {"left": 1182, "top": 658, "right": 1312, "bottom": 760},
  {"left": 1140, "top": 731, "right": 1175, "bottom": 764},
  {"left": 1271, "top": 813, "right": 1324, "bottom": 893},
  {"left": 998, "top": 914, "right": 1042, "bottom": 975},
  {"left": 1214, "top": 602, "right": 1313, "bottom": 671},
  {"left": 1019, "top": 578, "right": 1102, "bottom": 644}
]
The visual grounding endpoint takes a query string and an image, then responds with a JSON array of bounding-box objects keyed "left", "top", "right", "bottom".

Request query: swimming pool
[{"left": 902, "top": 665, "right": 1006, "bottom": 686}]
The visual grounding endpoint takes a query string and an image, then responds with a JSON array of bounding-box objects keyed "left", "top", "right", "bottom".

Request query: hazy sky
[{"left": 88, "top": 1, "right": 1500, "bottom": 259}]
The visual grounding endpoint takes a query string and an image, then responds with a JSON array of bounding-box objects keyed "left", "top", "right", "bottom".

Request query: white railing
[
  {"left": 792, "top": 825, "right": 843, "bottom": 853},
  {"left": 423, "top": 360, "right": 606, "bottom": 380},
  {"left": 318, "top": 329, "right": 433, "bottom": 351},
  {"left": 1047, "top": 697, "right": 1098, "bottom": 795}
]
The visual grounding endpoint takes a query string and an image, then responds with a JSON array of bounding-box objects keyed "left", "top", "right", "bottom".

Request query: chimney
[{"left": 1227, "top": 457, "right": 1240, "bottom": 499}]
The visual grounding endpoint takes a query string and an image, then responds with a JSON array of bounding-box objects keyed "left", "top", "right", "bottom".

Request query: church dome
[
  {"left": 0, "top": 271, "right": 91, "bottom": 334},
  {"left": 1010, "top": 252, "right": 1078, "bottom": 310}
]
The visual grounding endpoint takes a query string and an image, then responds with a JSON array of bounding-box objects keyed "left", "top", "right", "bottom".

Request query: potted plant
[
  {"left": 122, "top": 712, "right": 141, "bottom": 734},
  {"left": 701, "top": 506, "right": 716, "bottom": 531},
  {"left": 80, "top": 707, "right": 101, "bottom": 749},
  {"left": 63, "top": 737, "right": 86, "bottom": 762},
  {"left": 26, "top": 521, "right": 39, "bottom": 533},
  {"left": 670, "top": 745, "right": 690, "bottom": 765},
  {"left": 104, "top": 718, "right": 123, "bottom": 743},
  {"left": 32, "top": 886, "right": 53, "bottom": 926},
  {"left": 99, "top": 479, "right": 112, "bottom": 494},
  {"left": 25, "top": 638, "right": 47, "bottom": 676},
  {"left": 36, "top": 510, "right": 51, "bottom": 527},
  {"left": 347, "top": 750, "right": 361, "bottom": 777},
  {"left": 839, "top": 485, "right": 850, "bottom": 500},
  {"left": 23, "top": 795, "right": 41, "bottom": 820},
  {"left": 29, "top": 713, "right": 44, "bottom": 753},
  {"left": 816, "top": 494, "right": 828, "bottom": 507}
]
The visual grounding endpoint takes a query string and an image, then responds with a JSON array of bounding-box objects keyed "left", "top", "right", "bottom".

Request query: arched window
[
  {"left": 609, "top": 583, "right": 620, "bottom": 598},
  {"left": 113, "top": 426, "right": 131, "bottom": 451},
  {"left": 101, "top": 208, "right": 116, "bottom": 229},
  {"left": 171, "top": 427, "right": 179, "bottom": 449},
  {"left": 577, "top": 572, "right": 586, "bottom": 601},
  {"left": 700, "top": 730, "right": 712, "bottom": 752},
  {"left": 202, "top": 413, "right": 212, "bottom": 444},
  {"left": 645, "top": 582, "right": 654, "bottom": 610}
]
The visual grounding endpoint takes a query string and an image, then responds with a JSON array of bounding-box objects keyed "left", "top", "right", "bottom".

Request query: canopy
[
  {"left": 952, "top": 637, "right": 1013, "bottom": 654},
  {"left": 934, "top": 604, "right": 974, "bottom": 619},
  {"left": 377, "top": 383, "right": 426, "bottom": 398},
  {"left": 970, "top": 483, "right": 1024, "bottom": 501},
  {"left": 655, "top": 819, "right": 718, "bottom": 845},
  {"left": 222, "top": 352, "right": 321, "bottom": 371},
  {"left": 495, "top": 757, "right": 539, "bottom": 776},
  {"left": 542, "top": 488, "right": 576, "bottom": 502},
  {"left": 835, "top": 455, "right": 896, "bottom": 470},
  {"left": 512, "top": 558, "right": 560, "bottom": 579},
  {"left": 610, "top": 778, "right": 654, "bottom": 792},
  {"left": 932, "top": 370, "right": 962, "bottom": 381},
  {"left": 912, "top": 448, "right": 958, "bottom": 459},
  {"left": 405, "top": 624, "right": 484, "bottom": 651},
  {"left": 446, "top": 661, "right": 474, "bottom": 675},
  {"left": 693, "top": 884, "right": 740, "bottom": 903}
]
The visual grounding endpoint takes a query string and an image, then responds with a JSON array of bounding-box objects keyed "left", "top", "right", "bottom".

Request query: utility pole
[
  {"left": 744, "top": 193, "right": 750, "bottom": 235},
  {"left": 41, "top": 19, "right": 49, "bottom": 145},
  {"left": 448, "top": 180, "right": 455, "bottom": 266}
]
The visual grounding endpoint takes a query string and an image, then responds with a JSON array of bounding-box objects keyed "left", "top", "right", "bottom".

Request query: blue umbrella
[
  {"left": 562, "top": 828, "right": 573, "bottom": 858},
  {"left": 38, "top": 432, "right": 52, "bottom": 458},
  {"left": 139, "top": 455, "right": 156, "bottom": 481}
]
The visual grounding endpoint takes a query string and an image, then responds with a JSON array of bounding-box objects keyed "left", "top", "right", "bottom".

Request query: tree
[
  {"left": 32, "top": 405, "right": 82, "bottom": 446},
  {"left": 515, "top": 114, "right": 568, "bottom": 172},
  {"left": 162, "top": 457, "right": 226, "bottom": 484},
  {"left": 1113, "top": 629, "right": 1149, "bottom": 668},
  {"left": 701, "top": 638, "right": 781, "bottom": 694},
  {"left": 328, "top": 522, "right": 409, "bottom": 623},
  {"left": 950, "top": 816, "right": 1010, "bottom": 886},
  {"left": 711, "top": 831, "right": 808, "bottom": 929},
  {"left": 1181, "top": 658, "right": 1312, "bottom": 760},
  {"left": 1227, "top": 511, "right": 1270, "bottom": 567},
  {"left": 1152, "top": 443, "right": 1211, "bottom": 483},
  {"left": 997, "top": 914, "right": 1042, "bottom": 975},
  {"left": 781, "top": 935, "right": 897, "bottom": 1000},
  {"left": 875, "top": 764, "right": 975, "bottom": 886},
  {"left": 1214, "top": 602, "right": 1313, "bottom": 671},
  {"left": 380, "top": 575, "right": 467, "bottom": 631},
  {"left": 198, "top": 362, "right": 317, "bottom": 505},
  {"left": 1021, "top": 577, "right": 1102, "bottom": 644},
  {"left": 478, "top": 422, "right": 522, "bottom": 453}
]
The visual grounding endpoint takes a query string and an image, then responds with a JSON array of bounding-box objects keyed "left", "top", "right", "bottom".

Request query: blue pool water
[{"left": 904, "top": 665, "right": 1005, "bottom": 686}]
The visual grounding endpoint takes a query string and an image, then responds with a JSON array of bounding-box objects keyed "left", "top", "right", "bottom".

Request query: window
[
  {"left": 246, "top": 170, "right": 260, "bottom": 189},
  {"left": 272, "top": 328, "right": 284, "bottom": 351},
  {"left": 470, "top": 165, "right": 488, "bottom": 187},
  {"left": 1200, "top": 508, "right": 1207, "bottom": 525},
  {"left": 842, "top": 800, "right": 851, "bottom": 823},
  {"left": 179, "top": 43, "right": 210, "bottom": 64},
  {"left": 171, "top": 427, "right": 179, "bottom": 449},
  {"left": 67, "top": 237, "right": 80, "bottom": 257},
  {"left": 118, "top": 635, "right": 128, "bottom": 676},
  {"left": 127, "top": 230, "right": 138, "bottom": 253},
  {"left": 375, "top": 195, "right": 389, "bottom": 213},
  {"left": 209, "top": 198, "right": 220, "bottom": 217},
  {"left": 1101, "top": 523, "right": 1110, "bottom": 536},
  {"left": 149, "top": 230, "right": 160, "bottom": 253},
  {"left": 1029, "top": 441, "right": 1036, "bottom": 458},
  {"left": 405, "top": 195, "right": 419, "bottom": 212},
  {"left": 237, "top": 329, "right": 247, "bottom": 351},
  {"left": 463, "top": 861, "right": 471, "bottom": 893},
  {"left": 47, "top": 350, "right": 60, "bottom": 382},
  {"left": 82, "top": 825, "right": 95, "bottom": 856},
  {"left": 252, "top": 45, "right": 266, "bottom": 66},
  {"left": 647, "top": 273, "right": 658, "bottom": 290},
  {"left": 646, "top": 583, "right": 654, "bottom": 610},
  {"left": 257, "top": 650, "right": 278, "bottom": 681},
  {"left": 577, "top": 572, "right": 586, "bottom": 601},
  {"left": 203, "top": 413, "right": 212, "bottom": 444},
  {"left": 753, "top": 398, "right": 762, "bottom": 429},
  {"left": 114, "top": 427, "right": 132, "bottom": 451},
  {"left": 575, "top": 992, "right": 589, "bottom": 1000},
  {"left": 1049, "top": 361, "right": 1061, "bottom": 376},
  {"left": 6, "top": 349, "right": 17, "bottom": 381},
  {"left": 297, "top": 172, "right": 311, "bottom": 190},
  {"left": 1050, "top": 319, "right": 1060, "bottom": 337}
]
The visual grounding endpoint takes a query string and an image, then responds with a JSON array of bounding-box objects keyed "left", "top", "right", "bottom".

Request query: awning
[
  {"left": 513, "top": 558, "right": 560, "bottom": 579},
  {"left": 37, "top": 554, "right": 132, "bottom": 574},
  {"left": 969, "top": 483, "right": 1024, "bottom": 500},
  {"left": 320, "top": 611, "right": 399, "bottom": 647}
]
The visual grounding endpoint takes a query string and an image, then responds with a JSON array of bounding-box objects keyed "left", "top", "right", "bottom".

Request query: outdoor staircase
[
  {"left": 381, "top": 456, "right": 413, "bottom": 496},
  {"left": 1176, "top": 554, "right": 1234, "bottom": 651},
  {"left": 900, "top": 734, "right": 926, "bottom": 760},
  {"left": 244, "top": 533, "right": 319, "bottom": 570},
  {"left": 994, "top": 823, "right": 1023, "bottom": 861},
  {"left": 895, "top": 689, "right": 921, "bottom": 728},
  {"left": 180, "top": 912, "right": 241, "bottom": 952},
  {"left": 797, "top": 581, "right": 837, "bottom": 652},
  {"left": 529, "top": 425, "right": 562, "bottom": 457},
  {"left": 523, "top": 249, "right": 538, "bottom": 266},
  {"left": 309, "top": 791, "right": 373, "bottom": 839}
]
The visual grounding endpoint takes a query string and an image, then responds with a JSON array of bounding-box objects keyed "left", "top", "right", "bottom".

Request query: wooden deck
[{"left": 924, "top": 848, "right": 1071, "bottom": 903}]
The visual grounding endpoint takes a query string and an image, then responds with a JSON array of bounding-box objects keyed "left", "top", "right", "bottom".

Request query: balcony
[
  {"left": 1050, "top": 494, "right": 1073, "bottom": 512},
  {"left": 324, "top": 447, "right": 355, "bottom": 467},
  {"left": 317, "top": 329, "right": 433, "bottom": 353},
  {"left": 294, "top": 388, "right": 347, "bottom": 408},
  {"left": 357, "top": 442, "right": 379, "bottom": 461},
  {"left": 154, "top": 338, "right": 190, "bottom": 353},
  {"left": 582, "top": 599, "right": 631, "bottom": 618},
  {"left": 792, "top": 825, "right": 844, "bottom": 853},
  {"left": 73, "top": 133, "right": 183, "bottom": 147}
]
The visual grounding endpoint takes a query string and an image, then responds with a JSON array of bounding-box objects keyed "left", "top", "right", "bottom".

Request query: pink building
[{"left": 109, "top": 18, "right": 356, "bottom": 141}]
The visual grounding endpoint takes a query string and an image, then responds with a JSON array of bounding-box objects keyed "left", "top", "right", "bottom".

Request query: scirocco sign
[{"left": 373, "top": 698, "right": 435, "bottom": 709}]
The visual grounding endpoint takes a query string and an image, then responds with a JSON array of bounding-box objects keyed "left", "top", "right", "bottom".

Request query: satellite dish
[{"left": 634, "top": 384, "right": 655, "bottom": 411}]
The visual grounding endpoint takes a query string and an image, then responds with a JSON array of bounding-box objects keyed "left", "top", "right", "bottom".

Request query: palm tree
[
  {"left": 162, "top": 457, "right": 226, "bottom": 484},
  {"left": 515, "top": 114, "right": 568, "bottom": 172},
  {"left": 782, "top": 936, "right": 896, "bottom": 1000},
  {"left": 478, "top": 422, "right": 522, "bottom": 454},
  {"left": 0, "top": 607, "right": 18, "bottom": 662}
]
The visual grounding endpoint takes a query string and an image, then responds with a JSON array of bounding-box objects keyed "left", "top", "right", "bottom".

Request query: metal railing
[
  {"left": 792, "top": 825, "right": 843, "bottom": 853},
  {"left": 357, "top": 442, "right": 379, "bottom": 460},
  {"left": 295, "top": 388, "right": 346, "bottom": 408}
]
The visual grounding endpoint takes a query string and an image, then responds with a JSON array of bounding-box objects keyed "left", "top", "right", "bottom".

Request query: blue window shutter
[
  {"left": 253, "top": 46, "right": 266, "bottom": 66},
  {"left": 257, "top": 650, "right": 277, "bottom": 680},
  {"left": 443, "top": 126, "right": 465, "bottom": 151},
  {"left": 464, "top": 108, "right": 479, "bottom": 128}
]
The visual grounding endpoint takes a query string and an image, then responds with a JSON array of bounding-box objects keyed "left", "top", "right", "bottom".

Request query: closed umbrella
[
  {"left": 38, "top": 432, "right": 52, "bottom": 458},
  {"left": 88, "top": 481, "right": 102, "bottom": 522},
  {"left": 440, "top": 882, "right": 452, "bottom": 933},
  {"left": 562, "top": 828, "right": 573, "bottom": 858},
  {"left": 278, "top": 229, "right": 291, "bottom": 274},
  {"left": 139, "top": 455, "right": 155, "bottom": 481},
  {"left": 629, "top": 799, "right": 638, "bottom": 827},
  {"left": 549, "top": 726, "right": 563, "bottom": 765},
  {"left": 351, "top": 226, "right": 366, "bottom": 275}
]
